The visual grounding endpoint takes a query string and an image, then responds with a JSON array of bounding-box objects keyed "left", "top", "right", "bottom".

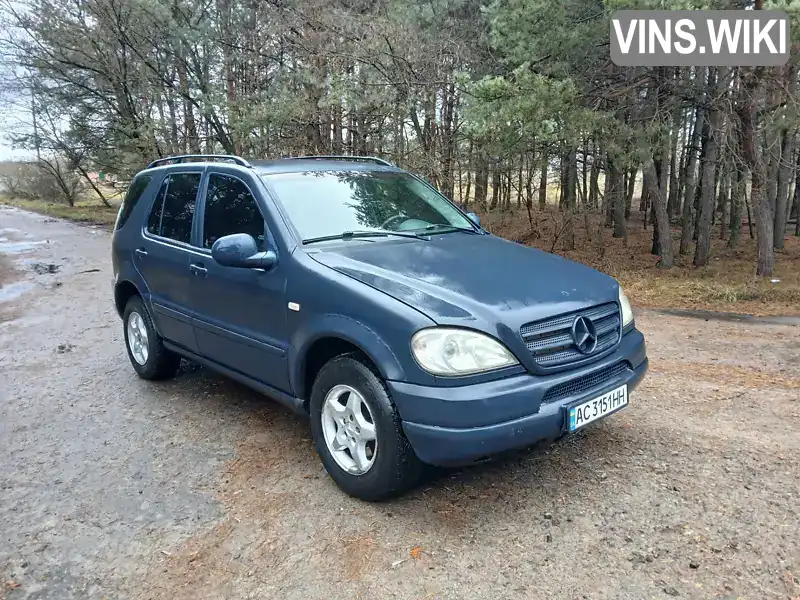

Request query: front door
[
  {"left": 190, "top": 171, "right": 291, "bottom": 392},
  {"left": 135, "top": 171, "right": 202, "bottom": 353}
]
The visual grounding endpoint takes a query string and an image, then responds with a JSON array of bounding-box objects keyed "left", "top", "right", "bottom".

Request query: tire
[
  {"left": 122, "top": 295, "right": 181, "bottom": 380},
  {"left": 309, "top": 353, "right": 422, "bottom": 501}
]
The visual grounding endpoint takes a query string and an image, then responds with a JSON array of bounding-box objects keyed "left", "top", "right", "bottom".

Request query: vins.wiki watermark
[{"left": 610, "top": 10, "right": 789, "bottom": 67}]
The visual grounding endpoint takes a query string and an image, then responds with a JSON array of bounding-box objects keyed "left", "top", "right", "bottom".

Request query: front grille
[
  {"left": 520, "top": 302, "right": 621, "bottom": 369},
  {"left": 541, "top": 361, "right": 629, "bottom": 404}
]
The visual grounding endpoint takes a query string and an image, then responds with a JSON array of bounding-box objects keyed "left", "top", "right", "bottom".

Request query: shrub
[{"left": 0, "top": 159, "right": 86, "bottom": 206}]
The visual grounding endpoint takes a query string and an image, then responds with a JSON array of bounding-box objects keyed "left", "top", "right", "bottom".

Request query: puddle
[
  {"left": 0, "top": 240, "right": 48, "bottom": 254},
  {"left": 0, "top": 281, "right": 35, "bottom": 302}
]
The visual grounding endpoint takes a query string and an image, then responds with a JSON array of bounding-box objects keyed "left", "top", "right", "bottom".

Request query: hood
[{"left": 308, "top": 233, "right": 619, "bottom": 334}]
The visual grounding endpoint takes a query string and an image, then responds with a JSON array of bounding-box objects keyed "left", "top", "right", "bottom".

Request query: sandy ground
[{"left": 1, "top": 206, "right": 798, "bottom": 600}]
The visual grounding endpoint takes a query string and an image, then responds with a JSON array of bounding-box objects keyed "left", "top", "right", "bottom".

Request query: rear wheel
[
  {"left": 123, "top": 296, "right": 181, "bottom": 380},
  {"left": 309, "top": 354, "right": 422, "bottom": 501}
]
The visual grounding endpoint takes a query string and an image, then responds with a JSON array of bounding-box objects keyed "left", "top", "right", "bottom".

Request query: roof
[
  {"left": 142, "top": 155, "right": 404, "bottom": 176},
  {"left": 251, "top": 158, "right": 402, "bottom": 175}
]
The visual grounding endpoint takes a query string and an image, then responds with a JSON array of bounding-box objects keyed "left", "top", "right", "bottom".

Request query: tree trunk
[
  {"left": 563, "top": 147, "right": 577, "bottom": 250},
  {"left": 460, "top": 142, "right": 471, "bottom": 208},
  {"left": 625, "top": 167, "right": 636, "bottom": 220},
  {"left": 489, "top": 166, "right": 500, "bottom": 210},
  {"left": 718, "top": 163, "right": 730, "bottom": 240},
  {"left": 218, "top": 0, "right": 237, "bottom": 153},
  {"left": 603, "top": 155, "right": 614, "bottom": 227},
  {"left": 538, "top": 154, "right": 548, "bottom": 210},
  {"left": 589, "top": 146, "right": 600, "bottom": 209},
  {"left": 680, "top": 104, "right": 704, "bottom": 255},
  {"left": 474, "top": 155, "right": 489, "bottom": 208},
  {"left": 728, "top": 163, "right": 746, "bottom": 247},
  {"left": 694, "top": 68, "right": 727, "bottom": 267},
  {"left": 463, "top": 168, "right": 472, "bottom": 209},
  {"left": 505, "top": 169, "right": 513, "bottom": 209},
  {"left": 774, "top": 128, "right": 795, "bottom": 248},
  {"left": 440, "top": 83, "right": 457, "bottom": 201},
  {"left": 609, "top": 156, "right": 626, "bottom": 240},
  {"left": 642, "top": 157, "right": 674, "bottom": 268},
  {"left": 795, "top": 150, "right": 800, "bottom": 236},
  {"left": 652, "top": 133, "right": 670, "bottom": 255},
  {"left": 165, "top": 86, "right": 179, "bottom": 155},
  {"left": 667, "top": 124, "right": 680, "bottom": 221},
  {"left": 672, "top": 107, "right": 690, "bottom": 220},
  {"left": 738, "top": 65, "right": 774, "bottom": 276},
  {"left": 525, "top": 152, "right": 534, "bottom": 210},
  {"left": 176, "top": 56, "right": 200, "bottom": 153},
  {"left": 693, "top": 107, "right": 711, "bottom": 242},
  {"left": 581, "top": 144, "right": 588, "bottom": 206}
]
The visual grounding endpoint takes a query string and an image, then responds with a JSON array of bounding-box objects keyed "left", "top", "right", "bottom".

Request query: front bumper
[{"left": 390, "top": 330, "right": 648, "bottom": 466}]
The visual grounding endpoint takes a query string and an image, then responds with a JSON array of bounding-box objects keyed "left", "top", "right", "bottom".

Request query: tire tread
[
  {"left": 123, "top": 296, "right": 181, "bottom": 380},
  {"left": 309, "top": 352, "right": 422, "bottom": 501}
]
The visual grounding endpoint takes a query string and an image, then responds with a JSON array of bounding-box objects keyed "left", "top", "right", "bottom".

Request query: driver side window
[{"left": 202, "top": 174, "right": 266, "bottom": 250}]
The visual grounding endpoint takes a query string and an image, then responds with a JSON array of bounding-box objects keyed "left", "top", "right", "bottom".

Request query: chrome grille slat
[
  {"left": 520, "top": 302, "right": 621, "bottom": 369},
  {"left": 525, "top": 330, "right": 573, "bottom": 351},
  {"left": 520, "top": 304, "right": 617, "bottom": 337},
  {"left": 536, "top": 332, "right": 618, "bottom": 366},
  {"left": 594, "top": 315, "right": 620, "bottom": 337}
]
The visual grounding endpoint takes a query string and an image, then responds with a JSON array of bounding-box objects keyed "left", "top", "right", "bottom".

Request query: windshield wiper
[
  {"left": 302, "top": 229, "right": 428, "bottom": 245},
  {"left": 423, "top": 224, "right": 480, "bottom": 235}
]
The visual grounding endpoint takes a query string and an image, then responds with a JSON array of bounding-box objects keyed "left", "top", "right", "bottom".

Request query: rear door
[
  {"left": 135, "top": 170, "right": 202, "bottom": 353},
  {"left": 190, "top": 170, "right": 291, "bottom": 392}
]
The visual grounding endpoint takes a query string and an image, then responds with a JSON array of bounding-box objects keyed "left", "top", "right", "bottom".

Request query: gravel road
[{"left": 1, "top": 206, "right": 798, "bottom": 600}]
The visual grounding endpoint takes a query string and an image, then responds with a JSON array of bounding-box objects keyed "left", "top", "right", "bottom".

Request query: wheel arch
[
  {"left": 114, "top": 280, "right": 141, "bottom": 317},
  {"left": 290, "top": 316, "right": 407, "bottom": 406}
]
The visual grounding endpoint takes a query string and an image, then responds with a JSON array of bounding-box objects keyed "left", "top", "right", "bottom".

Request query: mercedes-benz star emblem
[{"left": 571, "top": 316, "right": 598, "bottom": 354}]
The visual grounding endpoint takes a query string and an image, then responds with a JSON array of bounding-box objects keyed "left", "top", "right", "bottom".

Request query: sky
[
  {"left": 0, "top": 12, "right": 36, "bottom": 162},
  {"left": 0, "top": 80, "right": 36, "bottom": 161},
  {"left": 0, "top": 104, "right": 34, "bottom": 161}
]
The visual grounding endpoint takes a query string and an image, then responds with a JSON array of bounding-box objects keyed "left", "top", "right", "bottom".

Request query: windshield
[{"left": 263, "top": 170, "right": 474, "bottom": 241}]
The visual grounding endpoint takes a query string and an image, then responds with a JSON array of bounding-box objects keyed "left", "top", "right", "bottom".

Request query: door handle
[
  {"left": 190, "top": 263, "right": 208, "bottom": 276},
  {"left": 135, "top": 248, "right": 148, "bottom": 258}
]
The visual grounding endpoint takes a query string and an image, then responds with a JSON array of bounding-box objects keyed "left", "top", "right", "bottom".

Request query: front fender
[{"left": 289, "top": 313, "right": 431, "bottom": 398}]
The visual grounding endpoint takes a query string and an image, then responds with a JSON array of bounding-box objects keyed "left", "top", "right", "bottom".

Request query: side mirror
[
  {"left": 211, "top": 233, "right": 277, "bottom": 270},
  {"left": 467, "top": 212, "right": 481, "bottom": 227}
]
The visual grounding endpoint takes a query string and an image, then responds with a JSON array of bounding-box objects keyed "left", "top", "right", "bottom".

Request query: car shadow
[{"left": 158, "top": 361, "right": 631, "bottom": 527}]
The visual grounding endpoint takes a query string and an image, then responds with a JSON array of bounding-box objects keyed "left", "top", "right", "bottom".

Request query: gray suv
[{"left": 112, "top": 154, "right": 648, "bottom": 500}]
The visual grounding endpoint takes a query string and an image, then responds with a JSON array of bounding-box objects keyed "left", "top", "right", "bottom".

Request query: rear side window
[
  {"left": 115, "top": 175, "right": 151, "bottom": 231},
  {"left": 146, "top": 173, "right": 201, "bottom": 244},
  {"left": 202, "top": 174, "right": 265, "bottom": 250}
]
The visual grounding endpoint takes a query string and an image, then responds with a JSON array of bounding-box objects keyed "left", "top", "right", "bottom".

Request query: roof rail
[
  {"left": 146, "top": 154, "right": 252, "bottom": 169},
  {"left": 289, "top": 155, "right": 393, "bottom": 167}
]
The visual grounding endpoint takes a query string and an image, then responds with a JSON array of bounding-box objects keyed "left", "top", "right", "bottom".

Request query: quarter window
[
  {"left": 202, "top": 174, "right": 265, "bottom": 250},
  {"left": 146, "top": 173, "right": 200, "bottom": 243},
  {"left": 115, "top": 174, "right": 151, "bottom": 231}
]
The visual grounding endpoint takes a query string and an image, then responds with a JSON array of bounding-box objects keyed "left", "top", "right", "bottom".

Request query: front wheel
[
  {"left": 309, "top": 354, "right": 422, "bottom": 501},
  {"left": 123, "top": 296, "right": 181, "bottom": 380}
]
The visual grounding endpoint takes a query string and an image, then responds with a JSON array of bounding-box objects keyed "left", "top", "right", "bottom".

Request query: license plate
[{"left": 568, "top": 384, "right": 628, "bottom": 432}]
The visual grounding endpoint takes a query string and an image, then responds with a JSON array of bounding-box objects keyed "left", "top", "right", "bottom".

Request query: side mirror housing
[
  {"left": 467, "top": 212, "right": 481, "bottom": 227},
  {"left": 211, "top": 233, "right": 277, "bottom": 270}
]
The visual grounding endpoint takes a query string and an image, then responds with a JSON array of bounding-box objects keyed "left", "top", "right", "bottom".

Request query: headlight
[
  {"left": 411, "top": 328, "right": 519, "bottom": 376},
  {"left": 618, "top": 286, "right": 634, "bottom": 328}
]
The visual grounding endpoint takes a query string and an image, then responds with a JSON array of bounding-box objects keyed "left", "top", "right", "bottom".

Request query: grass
[
  {"left": 1, "top": 195, "right": 121, "bottom": 228},
  {"left": 617, "top": 268, "right": 800, "bottom": 315}
]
